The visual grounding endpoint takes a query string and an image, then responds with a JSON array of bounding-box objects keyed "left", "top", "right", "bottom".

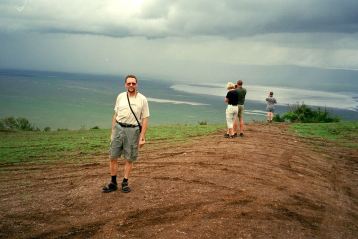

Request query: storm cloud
[
  {"left": 1, "top": 0, "right": 358, "bottom": 37},
  {"left": 0, "top": 0, "right": 358, "bottom": 79}
]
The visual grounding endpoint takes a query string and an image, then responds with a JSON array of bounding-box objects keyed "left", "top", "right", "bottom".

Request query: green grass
[
  {"left": 290, "top": 121, "right": 358, "bottom": 148},
  {"left": 0, "top": 124, "right": 224, "bottom": 164}
]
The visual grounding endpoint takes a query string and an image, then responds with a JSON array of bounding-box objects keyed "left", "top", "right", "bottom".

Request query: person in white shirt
[{"left": 103, "top": 75, "right": 150, "bottom": 193}]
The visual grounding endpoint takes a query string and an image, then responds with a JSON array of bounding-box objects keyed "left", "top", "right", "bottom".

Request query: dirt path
[{"left": 0, "top": 123, "right": 357, "bottom": 239}]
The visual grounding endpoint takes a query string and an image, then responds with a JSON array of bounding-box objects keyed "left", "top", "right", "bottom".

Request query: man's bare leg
[
  {"left": 110, "top": 159, "right": 118, "bottom": 176},
  {"left": 123, "top": 160, "right": 133, "bottom": 179},
  {"left": 239, "top": 117, "right": 244, "bottom": 136},
  {"left": 233, "top": 118, "right": 238, "bottom": 135}
]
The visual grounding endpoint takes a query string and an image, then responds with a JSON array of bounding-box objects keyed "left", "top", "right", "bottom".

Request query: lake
[{"left": 0, "top": 69, "right": 357, "bottom": 129}]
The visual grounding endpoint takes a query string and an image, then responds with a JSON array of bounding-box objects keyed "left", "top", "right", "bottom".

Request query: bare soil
[{"left": 0, "top": 123, "right": 357, "bottom": 239}]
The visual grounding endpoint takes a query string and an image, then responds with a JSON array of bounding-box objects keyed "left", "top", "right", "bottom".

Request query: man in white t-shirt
[{"left": 103, "top": 75, "right": 150, "bottom": 193}]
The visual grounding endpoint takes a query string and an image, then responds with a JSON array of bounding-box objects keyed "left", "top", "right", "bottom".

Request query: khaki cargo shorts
[
  {"left": 237, "top": 105, "right": 244, "bottom": 119},
  {"left": 109, "top": 124, "right": 140, "bottom": 161}
]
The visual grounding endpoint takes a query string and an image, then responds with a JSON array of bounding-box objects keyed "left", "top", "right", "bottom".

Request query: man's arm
[
  {"left": 110, "top": 113, "right": 116, "bottom": 140},
  {"left": 139, "top": 117, "right": 149, "bottom": 148},
  {"left": 112, "top": 113, "right": 116, "bottom": 128}
]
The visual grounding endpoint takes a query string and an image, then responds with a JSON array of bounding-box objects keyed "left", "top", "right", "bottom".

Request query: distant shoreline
[{"left": 0, "top": 69, "right": 357, "bottom": 129}]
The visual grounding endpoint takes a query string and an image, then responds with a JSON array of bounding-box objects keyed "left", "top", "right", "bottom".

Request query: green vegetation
[
  {"left": 0, "top": 124, "right": 224, "bottom": 164},
  {"left": 43, "top": 127, "right": 51, "bottom": 132},
  {"left": 275, "top": 104, "right": 357, "bottom": 148},
  {"left": 290, "top": 121, "right": 358, "bottom": 148},
  {"left": 274, "top": 103, "right": 340, "bottom": 123},
  {"left": 198, "top": 121, "right": 208, "bottom": 125},
  {"left": 147, "top": 124, "right": 223, "bottom": 141},
  {"left": 0, "top": 117, "right": 40, "bottom": 131}
]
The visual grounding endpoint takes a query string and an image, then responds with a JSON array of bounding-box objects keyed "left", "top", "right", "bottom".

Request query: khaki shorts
[
  {"left": 237, "top": 105, "right": 244, "bottom": 119},
  {"left": 109, "top": 124, "right": 140, "bottom": 161}
]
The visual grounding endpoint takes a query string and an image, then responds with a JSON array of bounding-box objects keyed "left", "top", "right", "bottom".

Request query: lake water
[{"left": 0, "top": 69, "right": 357, "bottom": 129}]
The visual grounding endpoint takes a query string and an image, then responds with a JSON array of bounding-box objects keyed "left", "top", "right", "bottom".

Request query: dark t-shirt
[
  {"left": 226, "top": 90, "right": 239, "bottom": 105},
  {"left": 236, "top": 87, "right": 247, "bottom": 105}
]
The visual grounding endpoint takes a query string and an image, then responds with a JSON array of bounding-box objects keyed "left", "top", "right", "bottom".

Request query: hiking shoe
[
  {"left": 121, "top": 181, "right": 131, "bottom": 193},
  {"left": 233, "top": 133, "right": 238, "bottom": 137},
  {"left": 224, "top": 133, "right": 230, "bottom": 138},
  {"left": 102, "top": 182, "right": 117, "bottom": 193},
  {"left": 239, "top": 133, "right": 244, "bottom": 137}
]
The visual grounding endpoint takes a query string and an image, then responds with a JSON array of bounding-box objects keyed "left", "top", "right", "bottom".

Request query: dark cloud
[
  {"left": 0, "top": 0, "right": 357, "bottom": 38},
  {"left": 166, "top": 0, "right": 358, "bottom": 37},
  {"left": 1, "top": 0, "right": 358, "bottom": 74}
]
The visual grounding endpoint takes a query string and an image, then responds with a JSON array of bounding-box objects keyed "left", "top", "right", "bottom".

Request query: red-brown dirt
[{"left": 0, "top": 123, "right": 357, "bottom": 239}]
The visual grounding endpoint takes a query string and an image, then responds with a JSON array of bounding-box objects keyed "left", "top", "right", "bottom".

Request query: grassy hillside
[
  {"left": 1, "top": 122, "right": 356, "bottom": 165},
  {"left": 289, "top": 121, "right": 358, "bottom": 148},
  {"left": 0, "top": 124, "right": 224, "bottom": 164}
]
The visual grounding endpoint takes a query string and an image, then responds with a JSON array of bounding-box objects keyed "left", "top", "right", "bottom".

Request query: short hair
[
  {"left": 237, "top": 80, "right": 243, "bottom": 86},
  {"left": 226, "top": 82, "right": 235, "bottom": 90},
  {"left": 125, "top": 74, "right": 138, "bottom": 83},
  {"left": 270, "top": 91, "right": 274, "bottom": 96}
]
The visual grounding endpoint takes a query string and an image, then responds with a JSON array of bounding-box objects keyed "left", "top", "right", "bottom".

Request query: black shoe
[
  {"left": 233, "top": 133, "right": 238, "bottom": 137},
  {"left": 121, "top": 181, "right": 131, "bottom": 193},
  {"left": 239, "top": 133, "right": 244, "bottom": 137},
  {"left": 224, "top": 133, "right": 230, "bottom": 138},
  {"left": 102, "top": 182, "right": 117, "bottom": 193}
]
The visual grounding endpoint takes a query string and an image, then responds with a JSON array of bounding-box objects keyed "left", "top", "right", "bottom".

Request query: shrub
[
  {"left": 57, "top": 128, "right": 69, "bottom": 131},
  {"left": 0, "top": 116, "right": 36, "bottom": 131},
  {"left": 0, "top": 120, "right": 5, "bottom": 130},
  {"left": 16, "top": 117, "right": 34, "bottom": 131},
  {"left": 198, "top": 121, "right": 208, "bottom": 125},
  {"left": 2, "top": 117, "right": 17, "bottom": 129},
  {"left": 273, "top": 114, "right": 285, "bottom": 122},
  {"left": 279, "top": 103, "right": 340, "bottom": 123},
  {"left": 44, "top": 127, "right": 51, "bottom": 132},
  {"left": 91, "top": 126, "right": 100, "bottom": 129}
]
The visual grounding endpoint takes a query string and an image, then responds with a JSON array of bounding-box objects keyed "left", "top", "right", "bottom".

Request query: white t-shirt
[{"left": 114, "top": 92, "right": 150, "bottom": 125}]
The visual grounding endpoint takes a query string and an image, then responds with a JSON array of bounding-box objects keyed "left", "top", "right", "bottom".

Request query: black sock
[
  {"left": 123, "top": 178, "right": 128, "bottom": 183},
  {"left": 111, "top": 176, "right": 117, "bottom": 184}
]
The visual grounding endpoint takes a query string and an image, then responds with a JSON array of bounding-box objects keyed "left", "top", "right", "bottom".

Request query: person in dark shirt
[
  {"left": 233, "top": 80, "right": 247, "bottom": 137},
  {"left": 224, "top": 82, "right": 239, "bottom": 138}
]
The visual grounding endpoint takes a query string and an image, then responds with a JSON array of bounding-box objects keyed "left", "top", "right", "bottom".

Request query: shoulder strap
[{"left": 127, "top": 93, "right": 142, "bottom": 132}]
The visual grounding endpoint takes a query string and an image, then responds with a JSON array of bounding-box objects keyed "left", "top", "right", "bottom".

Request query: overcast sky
[{"left": 1, "top": 0, "right": 358, "bottom": 82}]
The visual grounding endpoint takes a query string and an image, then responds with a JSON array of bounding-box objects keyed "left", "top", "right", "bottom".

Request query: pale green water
[
  {"left": 0, "top": 69, "right": 357, "bottom": 129},
  {"left": 0, "top": 70, "right": 235, "bottom": 129}
]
